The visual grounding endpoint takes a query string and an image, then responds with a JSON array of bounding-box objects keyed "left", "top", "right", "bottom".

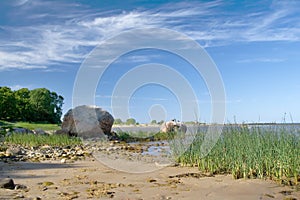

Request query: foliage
[
  {"left": 158, "top": 120, "right": 164, "bottom": 125},
  {"left": 172, "top": 126, "right": 300, "bottom": 185},
  {"left": 5, "top": 133, "right": 81, "bottom": 147},
  {"left": 114, "top": 118, "right": 123, "bottom": 125},
  {"left": 126, "top": 118, "right": 136, "bottom": 125},
  {"left": 15, "top": 88, "right": 31, "bottom": 121},
  {"left": 150, "top": 120, "right": 157, "bottom": 124},
  {"left": 0, "top": 87, "right": 16, "bottom": 120},
  {"left": 0, "top": 87, "right": 64, "bottom": 123},
  {"left": 114, "top": 130, "right": 175, "bottom": 142},
  {"left": 116, "top": 132, "right": 132, "bottom": 141}
]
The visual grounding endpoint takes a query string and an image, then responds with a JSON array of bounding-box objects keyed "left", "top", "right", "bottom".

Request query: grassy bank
[
  {"left": 13, "top": 122, "right": 60, "bottom": 131},
  {"left": 4, "top": 133, "right": 81, "bottom": 147},
  {"left": 116, "top": 131, "right": 176, "bottom": 142},
  {"left": 172, "top": 126, "right": 300, "bottom": 185},
  {"left": 0, "top": 120, "right": 60, "bottom": 131}
]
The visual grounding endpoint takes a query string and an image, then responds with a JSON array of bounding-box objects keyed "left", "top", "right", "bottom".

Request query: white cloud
[
  {"left": 8, "top": 84, "right": 35, "bottom": 91},
  {"left": 95, "top": 94, "right": 168, "bottom": 101},
  {"left": 0, "top": 0, "right": 300, "bottom": 71},
  {"left": 236, "top": 58, "right": 285, "bottom": 63},
  {"left": 114, "top": 54, "right": 162, "bottom": 64},
  {"left": 13, "top": 0, "right": 29, "bottom": 6}
]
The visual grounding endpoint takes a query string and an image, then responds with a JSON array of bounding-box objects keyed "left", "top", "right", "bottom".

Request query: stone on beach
[
  {"left": 58, "top": 105, "right": 114, "bottom": 139},
  {"left": 0, "top": 178, "right": 15, "bottom": 190},
  {"left": 160, "top": 120, "right": 187, "bottom": 133}
]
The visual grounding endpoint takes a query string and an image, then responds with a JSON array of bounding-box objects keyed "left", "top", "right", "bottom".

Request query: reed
[{"left": 171, "top": 126, "right": 300, "bottom": 185}]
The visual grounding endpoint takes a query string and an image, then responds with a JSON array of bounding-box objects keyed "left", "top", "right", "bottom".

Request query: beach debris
[
  {"left": 147, "top": 178, "right": 157, "bottom": 183},
  {"left": 87, "top": 182, "right": 120, "bottom": 198},
  {"left": 168, "top": 172, "right": 213, "bottom": 179}
]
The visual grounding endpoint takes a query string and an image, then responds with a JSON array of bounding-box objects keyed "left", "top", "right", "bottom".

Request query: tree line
[
  {"left": 113, "top": 118, "right": 165, "bottom": 125},
  {"left": 0, "top": 87, "right": 64, "bottom": 123}
]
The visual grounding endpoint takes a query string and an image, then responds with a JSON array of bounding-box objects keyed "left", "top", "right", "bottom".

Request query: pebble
[
  {"left": 0, "top": 139, "right": 172, "bottom": 167},
  {"left": 0, "top": 144, "right": 92, "bottom": 163},
  {"left": 14, "top": 194, "right": 25, "bottom": 198}
]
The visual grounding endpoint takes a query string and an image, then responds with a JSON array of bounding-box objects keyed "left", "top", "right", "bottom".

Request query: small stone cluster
[
  {"left": 86, "top": 140, "right": 146, "bottom": 153},
  {"left": 0, "top": 141, "right": 168, "bottom": 163},
  {"left": 0, "top": 145, "right": 92, "bottom": 163}
]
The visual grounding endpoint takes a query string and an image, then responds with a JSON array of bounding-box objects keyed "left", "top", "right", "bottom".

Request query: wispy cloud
[
  {"left": 114, "top": 54, "right": 162, "bottom": 64},
  {"left": 0, "top": 0, "right": 299, "bottom": 71},
  {"left": 8, "top": 84, "right": 35, "bottom": 91},
  {"left": 236, "top": 58, "right": 285, "bottom": 63},
  {"left": 95, "top": 94, "right": 168, "bottom": 101}
]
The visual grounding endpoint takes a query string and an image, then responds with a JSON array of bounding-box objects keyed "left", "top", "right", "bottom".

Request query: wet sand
[{"left": 0, "top": 158, "right": 299, "bottom": 200}]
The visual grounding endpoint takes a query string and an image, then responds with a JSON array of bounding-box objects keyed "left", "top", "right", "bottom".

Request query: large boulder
[
  {"left": 160, "top": 120, "right": 177, "bottom": 133},
  {"left": 60, "top": 105, "right": 114, "bottom": 139},
  {"left": 160, "top": 120, "right": 187, "bottom": 133}
]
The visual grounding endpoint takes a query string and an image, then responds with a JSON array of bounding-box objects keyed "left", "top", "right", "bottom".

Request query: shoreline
[
  {"left": 1, "top": 133, "right": 299, "bottom": 199},
  {"left": 1, "top": 159, "right": 299, "bottom": 200}
]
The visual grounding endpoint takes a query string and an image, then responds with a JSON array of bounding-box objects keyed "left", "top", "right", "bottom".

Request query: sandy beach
[{"left": 1, "top": 158, "right": 299, "bottom": 200}]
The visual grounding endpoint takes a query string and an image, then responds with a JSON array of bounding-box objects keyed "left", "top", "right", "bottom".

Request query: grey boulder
[{"left": 59, "top": 105, "right": 114, "bottom": 139}]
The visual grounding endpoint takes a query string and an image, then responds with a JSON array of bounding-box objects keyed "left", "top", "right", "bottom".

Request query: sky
[{"left": 0, "top": 0, "right": 300, "bottom": 123}]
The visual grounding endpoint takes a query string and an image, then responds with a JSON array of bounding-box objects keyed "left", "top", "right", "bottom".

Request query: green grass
[
  {"left": 171, "top": 126, "right": 300, "bottom": 185},
  {"left": 0, "top": 120, "right": 60, "bottom": 134},
  {"left": 115, "top": 131, "right": 176, "bottom": 142},
  {"left": 0, "top": 120, "right": 14, "bottom": 129},
  {"left": 5, "top": 133, "right": 81, "bottom": 147},
  {"left": 13, "top": 122, "right": 60, "bottom": 131}
]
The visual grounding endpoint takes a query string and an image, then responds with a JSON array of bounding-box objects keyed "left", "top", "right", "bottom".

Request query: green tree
[
  {"left": 0, "top": 87, "right": 17, "bottom": 121},
  {"left": 150, "top": 119, "right": 157, "bottom": 124},
  {"left": 0, "top": 87, "right": 63, "bottom": 123},
  {"left": 158, "top": 120, "right": 164, "bottom": 125},
  {"left": 114, "top": 118, "right": 123, "bottom": 125},
  {"left": 15, "top": 88, "right": 31, "bottom": 121},
  {"left": 126, "top": 118, "right": 136, "bottom": 125},
  {"left": 29, "top": 88, "right": 63, "bottom": 123},
  {"left": 50, "top": 92, "right": 64, "bottom": 123}
]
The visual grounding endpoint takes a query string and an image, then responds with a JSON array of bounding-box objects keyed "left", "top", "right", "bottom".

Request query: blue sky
[{"left": 0, "top": 0, "right": 300, "bottom": 123}]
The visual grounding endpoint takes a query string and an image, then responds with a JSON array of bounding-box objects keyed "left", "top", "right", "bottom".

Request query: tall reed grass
[
  {"left": 171, "top": 126, "right": 300, "bottom": 185},
  {"left": 5, "top": 133, "right": 81, "bottom": 147}
]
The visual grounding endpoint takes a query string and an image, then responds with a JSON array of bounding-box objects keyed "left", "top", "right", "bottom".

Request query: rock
[
  {"left": 59, "top": 105, "right": 114, "bottom": 139},
  {"left": 6, "top": 147, "right": 22, "bottom": 156},
  {"left": 33, "top": 128, "right": 47, "bottom": 135},
  {"left": 14, "top": 194, "right": 25, "bottom": 198},
  {"left": 0, "top": 178, "right": 15, "bottom": 189},
  {"left": 160, "top": 119, "right": 187, "bottom": 133},
  {"left": 14, "top": 184, "right": 28, "bottom": 190},
  {"left": 11, "top": 128, "right": 33, "bottom": 134},
  {"left": 160, "top": 120, "right": 177, "bottom": 133}
]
